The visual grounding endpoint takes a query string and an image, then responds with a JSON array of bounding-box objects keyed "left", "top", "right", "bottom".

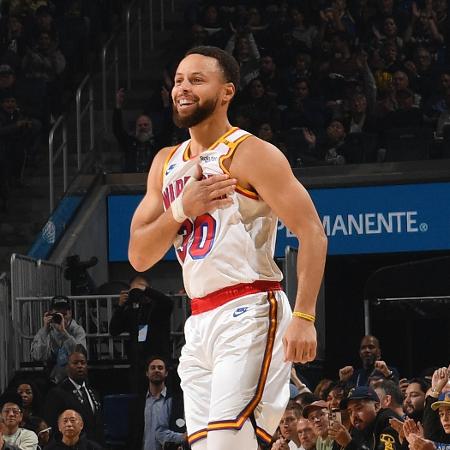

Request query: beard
[
  {"left": 136, "top": 131, "right": 152, "bottom": 143},
  {"left": 172, "top": 96, "right": 217, "bottom": 128}
]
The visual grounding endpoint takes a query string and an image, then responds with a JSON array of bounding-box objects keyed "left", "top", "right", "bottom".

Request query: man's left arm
[
  {"left": 231, "top": 137, "right": 327, "bottom": 363},
  {"left": 155, "top": 398, "right": 186, "bottom": 446}
]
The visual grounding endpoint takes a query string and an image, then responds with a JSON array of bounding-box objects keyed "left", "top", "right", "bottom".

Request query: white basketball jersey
[{"left": 162, "top": 127, "right": 283, "bottom": 299}]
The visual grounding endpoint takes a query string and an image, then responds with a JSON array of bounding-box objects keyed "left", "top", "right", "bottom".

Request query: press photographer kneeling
[{"left": 109, "top": 275, "right": 173, "bottom": 391}]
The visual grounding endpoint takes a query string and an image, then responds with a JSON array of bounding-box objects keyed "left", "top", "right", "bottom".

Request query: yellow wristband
[{"left": 292, "top": 311, "right": 315, "bottom": 322}]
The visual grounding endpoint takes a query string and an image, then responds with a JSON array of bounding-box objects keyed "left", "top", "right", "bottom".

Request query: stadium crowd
[
  {"left": 0, "top": 296, "right": 448, "bottom": 450},
  {"left": 0, "top": 0, "right": 124, "bottom": 212}
]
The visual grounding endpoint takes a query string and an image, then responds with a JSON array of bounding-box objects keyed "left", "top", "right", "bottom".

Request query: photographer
[
  {"left": 30, "top": 296, "right": 86, "bottom": 384},
  {"left": 109, "top": 276, "right": 173, "bottom": 391}
]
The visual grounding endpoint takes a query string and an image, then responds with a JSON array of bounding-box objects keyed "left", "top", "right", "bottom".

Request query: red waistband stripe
[{"left": 190, "top": 280, "right": 282, "bottom": 315}]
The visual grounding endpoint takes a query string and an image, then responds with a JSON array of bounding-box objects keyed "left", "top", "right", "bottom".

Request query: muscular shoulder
[
  {"left": 228, "top": 135, "right": 291, "bottom": 190},
  {"left": 147, "top": 145, "right": 179, "bottom": 189}
]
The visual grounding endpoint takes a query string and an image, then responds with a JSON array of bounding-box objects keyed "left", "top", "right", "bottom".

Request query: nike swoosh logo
[{"left": 233, "top": 307, "right": 249, "bottom": 318}]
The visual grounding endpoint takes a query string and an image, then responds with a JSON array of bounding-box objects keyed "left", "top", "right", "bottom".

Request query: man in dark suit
[{"left": 43, "top": 347, "right": 104, "bottom": 446}]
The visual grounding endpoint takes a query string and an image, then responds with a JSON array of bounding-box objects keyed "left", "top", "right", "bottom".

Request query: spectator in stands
[
  {"left": 333, "top": 386, "right": 401, "bottom": 450},
  {"left": 296, "top": 418, "right": 317, "bottom": 450},
  {"left": 423, "top": 366, "right": 450, "bottom": 443},
  {"left": 339, "top": 335, "right": 399, "bottom": 388},
  {"left": 283, "top": 78, "right": 325, "bottom": 131},
  {"left": 344, "top": 92, "right": 379, "bottom": 134},
  {"left": 9, "top": 380, "right": 42, "bottom": 426},
  {"left": 0, "top": 393, "right": 38, "bottom": 450},
  {"left": 384, "top": 88, "right": 424, "bottom": 130},
  {"left": 303, "top": 399, "right": 341, "bottom": 450},
  {"left": 391, "top": 70, "right": 421, "bottom": 107},
  {"left": 225, "top": 28, "right": 260, "bottom": 89},
  {"left": 272, "top": 401, "right": 303, "bottom": 449},
  {"left": 258, "top": 54, "right": 285, "bottom": 104},
  {"left": 0, "top": 415, "right": 20, "bottom": 450},
  {"left": 325, "top": 382, "right": 346, "bottom": 411},
  {"left": 25, "top": 416, "right": 50, "bottom": 450},
  {"left": 294, "top": 392, "right": 316, "bottom": 411},
  {"left": 109, "top": 275, "right": 173, "bottom": 392},
  {"left": 372, "top": 16, "right": 404, "bottom": 49},
  {"left": 314, "top": 379, "right": 333, "bottom": 401},
  {"left": 288, "top": 7, "right": 319, "bottom": 51},
  {"left": 435, "top": 90, "right": 450, "bottom": 137},
  {"left": 301, "top": 120, "right": 347, "bottom": 165},
  {"left": 234, "top": 77, "right": 281, "bottom": 131},
  {"left": 45, "top": 410, "right": 101, "bottom": 450},
  {"left": 113, "top": 88, "right": 159, "bottom": 173},
  {"left": 30, "top": 295, "right": 86, "bottom": 384},
  {"left": 404, "top": 378, "right": 429, "bottom": 421},
  {"left": 0, "top": 89, "right": 41, "bottom": 185},
  {"left": 404, "top": 3, "right": 444, "bottom": 48},
  {"left": 373, "top": 380, "right": 404, "bottom": 419},
  {"left": 128, "top": 356, "right": 187, "bottom": 450},
  {"left": 21, "top": 30, "right": 66, "bottom": 117},
  {"left": 43, "top": 348, "right": 103, "bottom": 446},
  {"left": 0, "top": 15, "right": 29, "bottom": 72}
]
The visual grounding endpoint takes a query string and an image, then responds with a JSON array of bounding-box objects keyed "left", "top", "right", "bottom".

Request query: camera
[
  {"left": 127, "top": 288, "right": 153, "bottom": 305},
  {"left": 51, "top": 313, "right": 63, "bottom": 325}
]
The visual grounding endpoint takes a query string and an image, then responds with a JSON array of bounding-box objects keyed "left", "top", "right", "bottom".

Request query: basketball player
[{"left": 128, "top": 46, "right": 327, "bottom": 450}]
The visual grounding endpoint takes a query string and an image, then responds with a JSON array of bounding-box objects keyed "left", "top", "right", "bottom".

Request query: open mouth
[{"left": 177, "top": 98, "right": 196, "bottom": 110}]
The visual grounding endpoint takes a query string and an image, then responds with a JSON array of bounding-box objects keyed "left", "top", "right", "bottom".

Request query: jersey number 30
[{"left": 176, "top": 214, "right": 216, "bottom": 261}]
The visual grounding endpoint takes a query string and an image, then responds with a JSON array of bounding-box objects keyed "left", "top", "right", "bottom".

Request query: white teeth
[{"left": 179, "top": 99, "right": 193, "bottom": 106}]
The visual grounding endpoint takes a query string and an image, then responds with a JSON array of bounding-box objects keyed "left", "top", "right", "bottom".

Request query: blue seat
[{"left": 103, "top": 394, "right": 137, "bottom": 447}]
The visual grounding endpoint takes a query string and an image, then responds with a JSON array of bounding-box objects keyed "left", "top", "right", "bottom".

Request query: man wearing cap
[
  {"left": 30, "top": 295, "right": 86, "bottom": 384},
  {"left": 334, "top": 386, "right": 402, "bottom": 450},
  {"left": 423, "top": 366, "right": 450, "bottom": 445},
  {"left": 0, "top": 393, "right": 38, "bottom": 450},
  {"left": 303, "top": 400, "right": 342, "bottom": 450}
]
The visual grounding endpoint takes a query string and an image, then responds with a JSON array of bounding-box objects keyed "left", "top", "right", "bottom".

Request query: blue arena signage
[{"left": 108, "top": 182, "right": 450, "bottom": 261}]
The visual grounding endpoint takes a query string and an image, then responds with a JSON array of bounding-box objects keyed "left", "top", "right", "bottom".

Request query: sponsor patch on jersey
[
  {"left": 233, "top": 306, "right": 249, "bottom": 317},
  {"left": 200, "top": 154, "right": 218, "bottom": 163},
  {"left": 165, "top": 163, "right": 176, "bottom": 176}
]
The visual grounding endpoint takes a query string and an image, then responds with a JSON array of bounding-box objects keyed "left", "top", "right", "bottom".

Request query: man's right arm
[
  {"left": 128, "top": 148, "right": 237, "bottom": 272},
  {"left": 128, "top": 147, "right": 188, "bottom": 271}
]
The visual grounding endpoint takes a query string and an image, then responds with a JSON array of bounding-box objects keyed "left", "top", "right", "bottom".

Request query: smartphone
[{"left": 328, "top": 409, "right": 342, "bottom": 424}]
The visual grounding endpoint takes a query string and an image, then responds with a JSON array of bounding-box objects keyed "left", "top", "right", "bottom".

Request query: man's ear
[{"left": 222, "top": 83, "right": 235, "bottom": 105}]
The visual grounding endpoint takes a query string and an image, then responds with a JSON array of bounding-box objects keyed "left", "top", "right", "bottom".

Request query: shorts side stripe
[
  {"left": 187, "top": 428, "right": 208, "bottom": 445},
  {"left": 256, "top": 426, "right": 273, "bottom": 443},
  {"left": 207, "top": 292, "right": 278, "bottom": 432}
]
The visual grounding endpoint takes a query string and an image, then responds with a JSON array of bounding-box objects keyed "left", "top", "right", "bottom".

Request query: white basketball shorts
[{"left": 178, "top": 286, "right": 292, "bottom": 447}]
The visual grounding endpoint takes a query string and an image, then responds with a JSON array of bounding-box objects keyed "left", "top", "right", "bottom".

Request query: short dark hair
[
  {"left": 286, "top": 400, "right": 303, "bottom": 418},
  {"left": 185, "top": 46, "right": 240, "bottom": 90},
  {"left": 408, "top": 377, "right": 430, "bottom": 393},
  {"left": 146, "top": 355, "right": 168, "bottom": 371},
  {"left": 378, "top": 380, "right": 404, "bottom": 406}
]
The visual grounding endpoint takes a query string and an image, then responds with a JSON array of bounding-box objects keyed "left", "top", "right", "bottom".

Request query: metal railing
[
  {"left": 10, "top": 253, "right": 70, "bottom": 370},
  {"left": 48, "top": 116, "right": 68, "bottom": 213},
  {"left": 76, "top": 74, "right": 95, "bottom": 169},
  {"left": 102, "top": 34, "right": 120, "bottom": 132},
  {"left": 13, "top": 293, "right": 188, "bottom": 367},
  {"left": 0, "top": 273, "right": 12, "bottom": 391},
  {"left": 126, "top": 0, "right": 143, "bottom": 89}
]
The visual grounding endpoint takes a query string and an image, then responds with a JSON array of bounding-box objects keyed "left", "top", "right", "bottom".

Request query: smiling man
[
  {"left": 128, "top": 45, "right": 327, "bottom": 449},
  {"left": 339, "top": 386, "right": 402, "bottom": 450}
]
